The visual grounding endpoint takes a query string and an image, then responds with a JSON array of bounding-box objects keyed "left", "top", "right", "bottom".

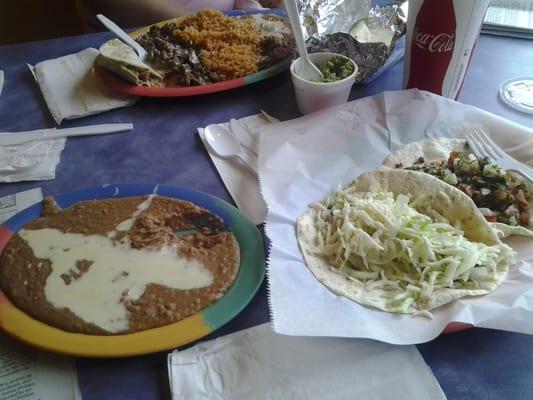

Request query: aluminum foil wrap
[{"left": 302, "top": 1, "right": 407, "bottom": 83}]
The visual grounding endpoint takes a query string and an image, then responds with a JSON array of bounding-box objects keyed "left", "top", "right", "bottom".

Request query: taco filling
[
  {"left": 396, "top": 147, "right": 530, "bottom": 228},
  {"left": 308, "top": 191, "right": 508, "bottom": 313}
]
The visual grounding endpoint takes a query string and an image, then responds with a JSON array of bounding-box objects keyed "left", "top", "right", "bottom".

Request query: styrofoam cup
[{"left": 290, "top": 52, "right": 357, "bottom": 115}]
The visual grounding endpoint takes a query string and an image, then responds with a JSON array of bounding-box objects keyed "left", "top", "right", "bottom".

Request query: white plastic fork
[{"left": 466, "top": 128, "right": 533, "bottom": 182}]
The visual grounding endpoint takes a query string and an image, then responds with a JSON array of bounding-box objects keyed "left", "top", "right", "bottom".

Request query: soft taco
[
  {"left": 381, "top": 137, "right": 533, "bottom": 238},
  {"left": 296, "top": 169, "right": 514, "bottom": 314},
  {"left": 95, "top": 39, "right": 164, "bottom": 87}
]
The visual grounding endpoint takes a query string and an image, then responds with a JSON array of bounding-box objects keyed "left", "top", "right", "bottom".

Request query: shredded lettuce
[{"left": 311, "top": 190, "right": 508, "bottom": 312}]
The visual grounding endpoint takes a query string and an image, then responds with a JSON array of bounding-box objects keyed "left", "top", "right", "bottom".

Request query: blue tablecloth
[{"left": 1, "top": 24, "right": 533, "bottom": 400}]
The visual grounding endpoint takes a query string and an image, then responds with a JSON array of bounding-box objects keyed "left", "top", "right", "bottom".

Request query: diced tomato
[
  {"left": 447, "top": 152, "right": 459, "bottom": 168},
  {"left": 519, "top": 212, "right": 529, "bottom": 226},
  {"left": 484, "top": 215, "right": 497, "bottom": 222}
]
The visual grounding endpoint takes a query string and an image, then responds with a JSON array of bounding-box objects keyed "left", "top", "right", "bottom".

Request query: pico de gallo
[{"left": 395, "top": 146, "right": 530, "bottom": 228}]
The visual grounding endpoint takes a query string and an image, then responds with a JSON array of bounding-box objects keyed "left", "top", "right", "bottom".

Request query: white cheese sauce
[
  {"left": 19, "top": 226, "right": 213, "bottom": 333},
  {"left": 107, "top": 195, "right": 154, "bottom": 238}
]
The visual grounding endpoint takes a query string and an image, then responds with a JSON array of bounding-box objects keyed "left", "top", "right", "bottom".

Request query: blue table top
[{"left": 1, "top": 22, "right": 533, "bottom": 400}]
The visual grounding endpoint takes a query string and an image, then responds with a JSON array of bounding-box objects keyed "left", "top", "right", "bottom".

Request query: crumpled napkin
[
  {"left": 0, "top": 139, "right": 65, "bottom": 182},
  {"left": 0, "top": 67, "right": 64, "bottom": 182},
  {"left": 30, "top": 48, "right": 137, "bottom": 125},
  {"left": 167, "top": 323, "right": 446, "bottom": 400},
  {"left": 198, "top": 113, "right": 274, "bottom": 225}
]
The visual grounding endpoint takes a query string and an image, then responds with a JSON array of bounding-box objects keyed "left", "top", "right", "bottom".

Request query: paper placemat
[{"left": 259, "top": 89, "right": 533, "bottom": 344}]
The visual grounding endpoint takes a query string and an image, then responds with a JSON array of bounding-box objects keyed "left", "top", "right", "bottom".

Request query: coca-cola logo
[{"left": 413, "top": 27, "right": 455, "bottom": 53}]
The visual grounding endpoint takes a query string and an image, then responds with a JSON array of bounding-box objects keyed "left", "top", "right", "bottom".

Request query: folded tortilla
[
  {"left": 96, "top": 39, "right": 163, "bottom": 87},
  {"left": 381, "top": 137, "right": 533, "bottom": 238},
  {"left": 296, "top": 169, "right": 514, "bottom": 314}
]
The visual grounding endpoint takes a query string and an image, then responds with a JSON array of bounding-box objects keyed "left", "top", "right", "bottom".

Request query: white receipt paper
[
  {"left": 260, "top": 89, "right": 533, "bottom": 344},
  {"left": 0, "top": 188, "right": 81, "bottom": 400},
  {"left": 0, "top": 188, "right": 42, "bottom": 224},
  {"left": 0, "top": 334, "right": 81, "bottom": 400},
  {"left": 168, "top": 323, "right": 445, "bottom": 400}
]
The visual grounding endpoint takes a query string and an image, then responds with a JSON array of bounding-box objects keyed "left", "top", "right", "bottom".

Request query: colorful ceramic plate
[
  {"left": 94, "top": 10, "right": 292, "bottom": 98},
  {"left": 0, "top": 184, "right": 265, "bottom": 357}
]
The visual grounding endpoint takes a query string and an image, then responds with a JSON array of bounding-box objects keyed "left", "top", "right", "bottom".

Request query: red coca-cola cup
[{"left": 404, "top": 0, "right": 491, "bottom": 99}]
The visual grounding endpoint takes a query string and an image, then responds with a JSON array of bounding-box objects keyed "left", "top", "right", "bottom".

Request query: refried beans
[{"left": 0, "top": 195, "right": 240, "bottom": 335}]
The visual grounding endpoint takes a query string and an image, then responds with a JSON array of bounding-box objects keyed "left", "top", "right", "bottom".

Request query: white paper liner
[{"left": 260, "top": 89, "right": 533, "bottom": 344}]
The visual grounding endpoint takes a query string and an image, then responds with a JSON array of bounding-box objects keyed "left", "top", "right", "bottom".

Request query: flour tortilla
[
  {"left": 96, "top": 39, "right": 163, "bottom": 87},
  {"left": 296, "top": 169, "right": 514, "bottom": 314},
  {"left": 381, "top": 137, "right": 533, "bottom": 238}
]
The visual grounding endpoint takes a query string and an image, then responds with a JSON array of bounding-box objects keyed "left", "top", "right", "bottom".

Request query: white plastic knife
[
  {"left": 0, "top": 123, "right": 133, "bottom": 146},
  {"left": 0, "top": 70, "right": 4, "bottom": 97}
]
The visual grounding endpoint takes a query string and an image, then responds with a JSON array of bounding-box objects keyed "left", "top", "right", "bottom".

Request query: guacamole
[{"left": 315, "top": 56, "right": 355, "bottom": 83}]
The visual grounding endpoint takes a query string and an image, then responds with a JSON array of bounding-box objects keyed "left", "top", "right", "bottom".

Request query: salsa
[
  {"left": 396, "top": 146, "right": 530, "bottom": 227},
  {"left": 315, "top": 56, "right": 355, "bottom": 83}
]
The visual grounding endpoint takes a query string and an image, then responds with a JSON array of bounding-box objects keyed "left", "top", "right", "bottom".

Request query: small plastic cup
[{"left": 290, "top": 52, "right": 357, "bottom": 115}]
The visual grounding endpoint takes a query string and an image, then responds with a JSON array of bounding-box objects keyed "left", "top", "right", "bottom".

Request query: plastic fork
[
  {"left": 97, "top": 14, "right": 148, "bottom": 61},
  {"left": 466, "top": 128, "right": 533, "bottom": 182}
]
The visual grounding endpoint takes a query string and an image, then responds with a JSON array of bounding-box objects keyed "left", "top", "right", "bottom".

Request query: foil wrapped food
[{"left": 301, "top": 0, "right": 407, "bottom": 82}]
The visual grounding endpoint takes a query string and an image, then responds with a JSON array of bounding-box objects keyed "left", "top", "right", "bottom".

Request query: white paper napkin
[
  {"left": 31, "top": 48, "right": 137, "bottom": 125},
  {"left": 168, "top": 323, "right": 446, "bottom": 400},
  {"left": 259, "top": 89, "right": 533, "bottom": 344},
  {"left": 198, "top": 114, "right": 273, "bottom": 225},
  {"left": 0, "top": 138, "right": 65, "bottom": 182}
]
